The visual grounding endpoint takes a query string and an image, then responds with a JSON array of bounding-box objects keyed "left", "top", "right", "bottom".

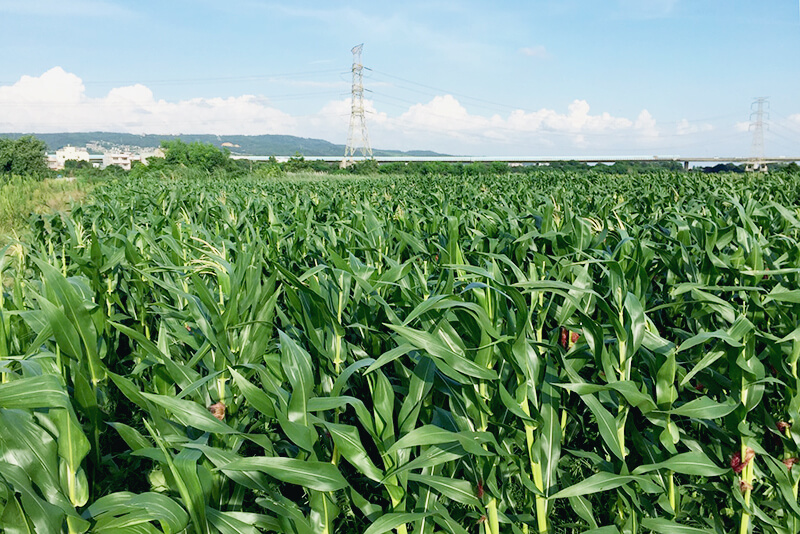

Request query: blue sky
[{"left": 0, "top": 0, "right": 798, "bottom": 156}]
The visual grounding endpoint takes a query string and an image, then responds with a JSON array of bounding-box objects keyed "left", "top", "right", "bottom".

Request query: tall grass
[{"left": 0, "top": 175, "right": 89, "bottom": 241}]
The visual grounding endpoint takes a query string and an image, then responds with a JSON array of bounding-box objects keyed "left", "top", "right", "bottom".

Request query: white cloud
[
  {"left": 519, "top": 46, "right": 549, "bottom": 59},
  {"left": 676, "top": 119, "right": 714, "bottom": 135},
  {"left": 0, "top": 67, "right": 699, "bottom": 156},
  {"left": 634, "top": 110, "right": 658, "bottom": 138},
  {"left": 367, "top": 96, "right": 660, "bottom": 154},
  {"left": 398, "top": 95, "right": 487, "bottom": 135},
  {"left": 0, "top": 67, "right": 296, "bottom": 135}
]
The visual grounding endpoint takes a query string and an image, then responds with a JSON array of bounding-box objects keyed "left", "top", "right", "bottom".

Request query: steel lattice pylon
[
  {"left": 747, "top": 97, "right": 769, "bottom": 172},
  {"left": 343, "top": 44, "right": 372, "bottom": 166}
]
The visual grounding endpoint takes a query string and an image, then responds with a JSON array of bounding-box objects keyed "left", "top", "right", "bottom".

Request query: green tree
[
  {"left": 349, "top": 158, "right": 379, "bottom": 174},
  {"left": 0, "top": 136, "right": 49, "bottom": 180},
  {"left": 160, "top": 139, "right": 232, "bottom": 172},
  {"left": 284, "top": 152, "right": 308, "bottom": 172}
]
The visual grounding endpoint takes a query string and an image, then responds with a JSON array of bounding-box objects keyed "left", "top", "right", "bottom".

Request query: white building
[
  {"left": 102, "top": 147, "right": 165, "bottom": 171},
  {"left": 48, "top": 146, "right": 92, "bottom": 170},
  {"left": 47, "top": 146, "right": 166, "bottom": 171}
]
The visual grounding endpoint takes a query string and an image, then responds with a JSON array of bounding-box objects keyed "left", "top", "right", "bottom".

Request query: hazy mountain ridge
[{"left": 0, "top": 132, "right": 444, "bottom": 157}]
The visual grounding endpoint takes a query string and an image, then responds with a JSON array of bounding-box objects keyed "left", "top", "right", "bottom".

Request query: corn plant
[{"left": 2, "top": 169, "right": 800, "bottom": 532}]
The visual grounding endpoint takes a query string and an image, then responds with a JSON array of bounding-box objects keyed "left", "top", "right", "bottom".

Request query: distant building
[
  {"left": 48, "top": 146, "right": 165, "bottom": 171},
  {"left": 103, "top": 153, "right": 136, "bottom": 171},
  {"left": 48, "top": 146, "right": 92, "bottom": 170}
]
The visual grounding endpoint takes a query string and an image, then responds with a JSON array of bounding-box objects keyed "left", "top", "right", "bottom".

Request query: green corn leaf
[
  {"left": 0, "top": 492, "right": 37, "bottom": 534},
  {"left": 208, "top": 510, "right": 282, "bottom": 533},
  {"left": 82, "top": 492, "right": 189, "bottom": 534},
  {"left": 107, "top": 422, "right": 152, "bottom": 451},
  {"left": 632, "top": 451, "right": 727, "bottom": 477},
  {"left": 567, "top": 495, "right": 599, "bottom": 530},
  {"left": 110, "top": 321, "right": 199, "bottom": 389},
  {"left": 183, "top": 444, "right": 273, "bottom": 493},
  {"left": 323, "top": 421, "right": 384, "bottom": 482},
  {"left": 173, "top": 447, "right": 208, "bottom": 532},
  {"left": 0, "top": 409, "right": 63, "bottom": 507},
  {"left": 308, "top": 395, "right": 375, "bottom": 436},
  {"left": 0, "top": 462, "right": 67, "bottom": 534},
  {"left": 761, "top": 455, "right": 800, "bottom": 518},
  {"left": 551, "top": 472, "right": 655, "bottom": 499},
  {"left": 677, "top": 330, "right": 742, "bottom": 353},
  {"left": 581, "top": 527, "right": 620, "bottom": 534},
  {"left": 30, "top": 293, "right": 83, "bottom": 360},
  {"left": 229, "top": 366, "right": 277, "bottom": 418},
  {"left": 407, "top": 472, "right": 482, "bottom": 507},
  {"left": 641, "top": 518, "right": 716, "bottom": 533},
  {"left": 763, "top": 284, "right": 800, "bottom": 304},
  {"left": 666, "top": 397, "right": 738, "bottom": 419},
  {"left": 431, "top": 501, "right": 470, "bottom": 534},
  {"left": 397, "top": 356, "right": 436, "bottom": 434},
  {"left": 680, "top": 350, "right": 725, "bottom": 387},
  {"left": 498, "top": 382, "right": 538, "bottom": 423},
  {"left": 624, "top": 292, "right": 646, "bottom": 355},
  {"left": 221, "top": 456, "right": 348, "bottom": 492},
  {"left": 363, "top": 512, "right": 436, "bottom": 534},
  {"left": 205, "top": 507, "right": 262, "bottom": 534},
  {"left": 535, "top": 359, "right": 562, "bottom": 495},
  {"left": 278, "top": 330, "right": 314, "bottom": 426},
  {"left": 386, "top": 425, "right": 496, "bottom": 457},
  {"left": 141, "top": 392, "right": 238, "bottom": 434},
  {"left": 386, "top": 323, "right": 497, "bottom": 380},
  {"left": 51, "top": 408, "right": 90, "bottom": 507},
  {"left": 0, "top": 374, "right": 70, "bottom": 410},
  {"left": 384, "top": 443, "right": 466, "bottom": 478},
  {"left": 580, "top": 395, "right": 624, "bottom": 460}
]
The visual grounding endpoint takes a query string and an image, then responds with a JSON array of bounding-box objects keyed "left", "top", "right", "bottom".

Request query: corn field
[{"left": 2, "top": 170, "right": 800, "bottom": 533}]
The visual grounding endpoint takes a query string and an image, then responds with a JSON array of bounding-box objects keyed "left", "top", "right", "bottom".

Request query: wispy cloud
[
  {"left": 519, "top": 46, "right": 550, "bottom": 59},
  {"left": 676, "top": 119, "right": 714, "bottom": 135},
  {"left": 0, "top": 0, "right": 136, "bottom": 18}
]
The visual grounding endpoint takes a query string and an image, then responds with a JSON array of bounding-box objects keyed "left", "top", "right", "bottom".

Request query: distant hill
[{"left": 0, "top": 132, "right": 445, "bottom": 157}]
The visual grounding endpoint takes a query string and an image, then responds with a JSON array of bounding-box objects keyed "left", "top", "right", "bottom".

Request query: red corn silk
[
  {"left": 784, "top": 457, "right": 799, "bottom": 470},
  {"left": 560, "top": 328, "right": 568, "bottom": 349},
  {"left": 777, "top": 421, "right": 791, "bottom": 433},
  {"left": 571, "top": 331, "right": 580, "bottom": 344},
  {"left": 730, "top": 448, "right": 755, "bottom": 474},
  {"left": 476, "top": 480, "right": 485, "bottom": 499}
]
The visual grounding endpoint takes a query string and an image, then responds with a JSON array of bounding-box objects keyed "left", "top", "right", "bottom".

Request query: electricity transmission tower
[
  {"left": 747, "top": 97, "right": 769, "bottom": 172},
  {"left": 343, "top": 44, "right": 372, "bottom": 166}
]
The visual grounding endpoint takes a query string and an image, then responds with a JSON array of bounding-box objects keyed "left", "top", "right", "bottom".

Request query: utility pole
[
  {"left": 343, "top": 44, "right": 372, "bottom": 167},
  {"left": 747, "top": 97, "right": 769, "bottom": 172}
]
